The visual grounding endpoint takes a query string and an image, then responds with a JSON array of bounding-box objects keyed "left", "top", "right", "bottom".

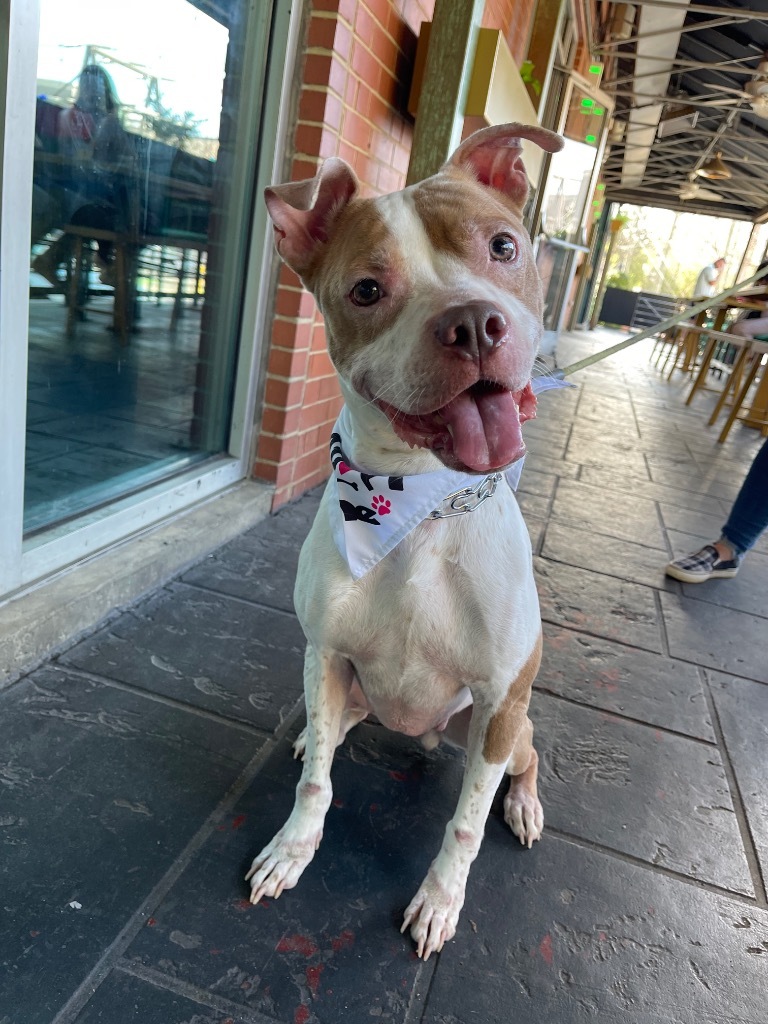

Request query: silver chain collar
[{"left": 427, "top": 472, "right": 503, "bottom": 520}]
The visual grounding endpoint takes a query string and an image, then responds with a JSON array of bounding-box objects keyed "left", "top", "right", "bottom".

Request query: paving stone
[
  {"left": 522, "top": 432, "right": 567, "bottom": 460},
  {"left": 642, "top": 444, "right": 705, "bottom": 466},
  {"left": 564, "top": 438, "right": 649, "bottom": 476},
  {"left": 646, "top": 464, "right": 737, "bottom": 502},
  {"left": 580, "top": 465, "right": 727, "bottom": 516},
  {"left": 534, "top": 558, "right": 662, "bottom": 654},
  {"left": 708, "top": 670, "right": 768, "bottom": 885},
  {"left": 531, "top": 692, "right": 751, "bottom": 893},
  {"left": 522, "top": 418, "right": 571, "bottom": 445},
  {"left": 537, "top": 623, "right": 714, "bottom": 740},
  {"left": 516, "top": 466, "right": 557, "bottom": 498},
  {"left": 522, "top": 452, "right": 580, "bottom": 479},
  {"left": 0, "top": 667, "right": 256, "bottom": 1024},
  {"left": 422, "top": 832, "right": 768, "bottom": 1024},
  {"left": 659, "top": 503, "right": 726, "bottom": 539},
  {"left": 71, "top": 968, "right": 238, "bottom": 1023},
  {"left": 569, "top": 418, "right": 641, "bottom": 442},
  {"left": 123, "top": 723, "right": 467, "bottom": 1024},
  {"left": 534, "top": 388, "right": 579, "bottom": 418},
  {"left": 525, "top": 517, "right": 545, "bottom": 554},
  {"left": 660, "top": 591, "right": 768, "bottom": 684},
  {"left": 684, "top": 435, "right": 759, "bottom": 465},
  {"left": 542, "top": 520, "right": 675, "bottom": 590},
  {"left": 646, "top": 450, "right": 708, "bottom": 475},
  {"left": 516, "top": 490, "right": 551, "bottom": 519},
  {"left": 576, "top": 395, "right": 636, "bottom": 427},
  {"left": 550, "top": 478, "right": 666, "bottom": 549},
  {"left": 182, "top": 489, "right": 322, "bottom": 614},
  {"left": 61, "top": 583, "right": 306, "bottom": 732}
]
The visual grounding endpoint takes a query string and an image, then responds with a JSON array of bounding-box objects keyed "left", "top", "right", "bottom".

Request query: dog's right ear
[{"left": 264, "top": 158, "right": 358, "bottom": 276}]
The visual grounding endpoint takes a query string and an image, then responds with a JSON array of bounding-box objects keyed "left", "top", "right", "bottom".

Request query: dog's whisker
[{"left": 532, "top": 356, "right": 558, "bottom": 379}]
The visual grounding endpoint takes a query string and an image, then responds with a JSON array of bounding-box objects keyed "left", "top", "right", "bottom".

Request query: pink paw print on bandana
[{"left": 372, "top": 495, "right": 391, "bottom": 515}]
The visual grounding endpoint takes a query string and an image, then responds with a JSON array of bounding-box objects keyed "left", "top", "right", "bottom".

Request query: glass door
[
  {"left": 25, "top": 0, "right": 259, "bottom": 533},
  {"left": 0, "top": 0, "right": 293, "bottom": 600}
]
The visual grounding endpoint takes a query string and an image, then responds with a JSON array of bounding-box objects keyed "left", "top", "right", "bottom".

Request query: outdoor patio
[{"left": 2, "top": 325, "right": 767, "bottom": 1024}]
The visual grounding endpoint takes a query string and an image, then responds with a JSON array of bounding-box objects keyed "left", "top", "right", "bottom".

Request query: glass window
[
  {"left": 539, "top": 138, "right": 595, "bottom": 242},
  {"left": 563, "top": 85, "right": 608, "bottom": 150},
  {"left": 26, "top": 0, "right": 255, "bottom": 534},
  {"left": 538, "top": 85, "right": 607, "bottom": 243}
]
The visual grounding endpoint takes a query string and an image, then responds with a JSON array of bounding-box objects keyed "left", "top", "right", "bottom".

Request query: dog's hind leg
[
  {"left": 430, "top": 704, "right": 543, "bottom": 848},
  {"left": 246, "top": 645, "right": 352, "bottom": 903},
  {"left": 503, "top": 715, "right": 543, "bottom": 849}
]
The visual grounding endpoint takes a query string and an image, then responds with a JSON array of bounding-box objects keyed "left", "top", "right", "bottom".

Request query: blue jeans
[{"left": 720, "top": 436, "right": 768, "bottom": 555}]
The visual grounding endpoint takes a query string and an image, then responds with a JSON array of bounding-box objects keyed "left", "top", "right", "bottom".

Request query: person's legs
[
  {"left": 666, "top": 437, "right": 768, "bottom": 582},
  {"left": 719, "top": 436, "right": 768, "bottom": 555}
]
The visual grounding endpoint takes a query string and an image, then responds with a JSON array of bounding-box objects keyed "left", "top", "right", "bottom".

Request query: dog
[{"left": 246, "top": 122, "right": 564, "bottom": 959}]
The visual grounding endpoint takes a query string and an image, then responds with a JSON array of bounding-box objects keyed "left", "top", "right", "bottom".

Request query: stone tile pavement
[{"left": 2, "top": 327, "right": 767, "bottom": 1023}]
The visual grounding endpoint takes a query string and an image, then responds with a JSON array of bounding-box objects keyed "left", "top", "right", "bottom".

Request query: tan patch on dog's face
[
  {"left": 303, "top": 168, "right": 542, "bottom": 406},
  {"left": 302, "top": 198, "right": 412, "bottom": 367},
  {"left": 411, "top": 168, "right": 537, "bottom": 291},
  {"left": 482, "top": 632, "right": 542, "bottom": 764}
]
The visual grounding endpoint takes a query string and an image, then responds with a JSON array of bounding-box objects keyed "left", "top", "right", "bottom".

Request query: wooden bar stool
[
  {"left": 666, "top": 311, "right": 709, "bottom": 378},
  {"left": 667, "top": 302, "right": 734, "bottom": 380},
  {"left": 714, "top": 340, "right": 768, "bottom": 442},
  {"left": 706, "top": 342, "right": 755, "bottom": 428},
  {"left": 685, "top": 327, "right": 749, "bottom": 405},
  {"left": 650, "top": 327, "right": 679, "bottom": 367},
  {"left": 63, "top": 225, "right": 133, "bottom": 345},
  {"left": 665, "top": 323, "right": 700, "bottom": 378}
]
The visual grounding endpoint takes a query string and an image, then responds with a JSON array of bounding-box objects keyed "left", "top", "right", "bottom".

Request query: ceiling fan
[
  {"left": 702, "top": 53, "right": 768, "bottom": 116},
  {"left": 679, "top": 175, "right": 723, "bottom": 201}
]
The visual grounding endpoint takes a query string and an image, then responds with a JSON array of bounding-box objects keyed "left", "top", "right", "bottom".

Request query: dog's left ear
[{"left": 446, "top": 123, "right": 564, "bottom": 211}]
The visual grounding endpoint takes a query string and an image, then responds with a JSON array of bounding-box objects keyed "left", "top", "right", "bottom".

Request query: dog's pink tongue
[{"left": 441, "top": 388, "right": 526, "bottom": 472}]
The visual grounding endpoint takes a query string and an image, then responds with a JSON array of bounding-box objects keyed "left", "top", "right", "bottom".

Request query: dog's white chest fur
[{"left": 294, "top": 478, "right": 540, "bottom": 737}]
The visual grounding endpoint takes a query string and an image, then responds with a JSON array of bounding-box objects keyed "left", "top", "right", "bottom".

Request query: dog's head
[{"left": 265, "top": 123, "right": 563, "bottom": 474}]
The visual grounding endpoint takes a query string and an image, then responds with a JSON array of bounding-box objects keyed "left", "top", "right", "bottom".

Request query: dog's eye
[
  {"left": 489, "top": 234, "right": 518, "bottom": 262},
  {"left": 350, "top": 279, "right": 382, "bottom": 306}
]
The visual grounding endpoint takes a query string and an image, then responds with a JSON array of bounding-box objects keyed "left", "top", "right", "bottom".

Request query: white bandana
[{"left": 330, "top": 376, "right": 574, "bottom": 578}]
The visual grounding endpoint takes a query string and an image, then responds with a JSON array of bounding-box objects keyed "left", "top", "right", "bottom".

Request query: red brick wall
[
  {"left": 254, "top": 0, "right": 538, "bottom": 508},
  {"left": 482, "top": 0, "right": 536, "bottom": 66}
]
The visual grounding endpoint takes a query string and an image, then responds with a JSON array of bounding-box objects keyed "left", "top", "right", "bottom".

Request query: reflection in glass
[
  {"left": 26, "top": 0, "right": 255, "bottom": 533},
  {"left": 540, "top": 138, "right": 596, "bottom": 244},
  {"left": 537, "top": 85, "right": 606, "bottom": 245}
]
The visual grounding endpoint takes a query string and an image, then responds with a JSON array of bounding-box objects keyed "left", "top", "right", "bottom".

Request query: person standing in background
[{"left": 693, "top": 257, "right": 725, "bottom": 300}]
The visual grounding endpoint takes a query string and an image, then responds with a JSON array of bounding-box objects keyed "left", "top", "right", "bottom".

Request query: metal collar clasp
[{"left": 427, "top": 472, "right": 503, "bottom": 519}]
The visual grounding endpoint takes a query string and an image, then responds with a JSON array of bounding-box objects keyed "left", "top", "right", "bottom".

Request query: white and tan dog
[{"left": 247, "top": 123, "right": 564, "bottom": 959}]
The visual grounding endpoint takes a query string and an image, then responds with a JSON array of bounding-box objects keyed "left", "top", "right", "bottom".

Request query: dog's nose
[{"left": 433, "top": 303, "right": 509, "bottom": 359}]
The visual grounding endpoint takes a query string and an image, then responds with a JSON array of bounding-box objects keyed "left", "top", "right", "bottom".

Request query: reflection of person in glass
[{"left": 31, "top": 64, "right": 135, "bottom": 287}]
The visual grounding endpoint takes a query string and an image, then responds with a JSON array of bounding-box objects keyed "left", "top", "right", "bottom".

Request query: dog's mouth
[{"left": 376, "top": 379, "right": 537, "bottom": 473}]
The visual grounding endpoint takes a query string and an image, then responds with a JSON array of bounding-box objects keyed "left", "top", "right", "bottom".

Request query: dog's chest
[{"left": 297, "top": 490, "right": 540, "bottom": 725}]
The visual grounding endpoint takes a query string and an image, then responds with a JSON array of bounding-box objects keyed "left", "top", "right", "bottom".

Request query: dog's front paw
[
  {"left": 401, "top": 869, "right": 463, "bottom": 959},
  {"left": 245, "top": 829, "right": 320, "bottom": 903},
  {"left": 504, "top": 786, "right": 543, "bottom": 848}
]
